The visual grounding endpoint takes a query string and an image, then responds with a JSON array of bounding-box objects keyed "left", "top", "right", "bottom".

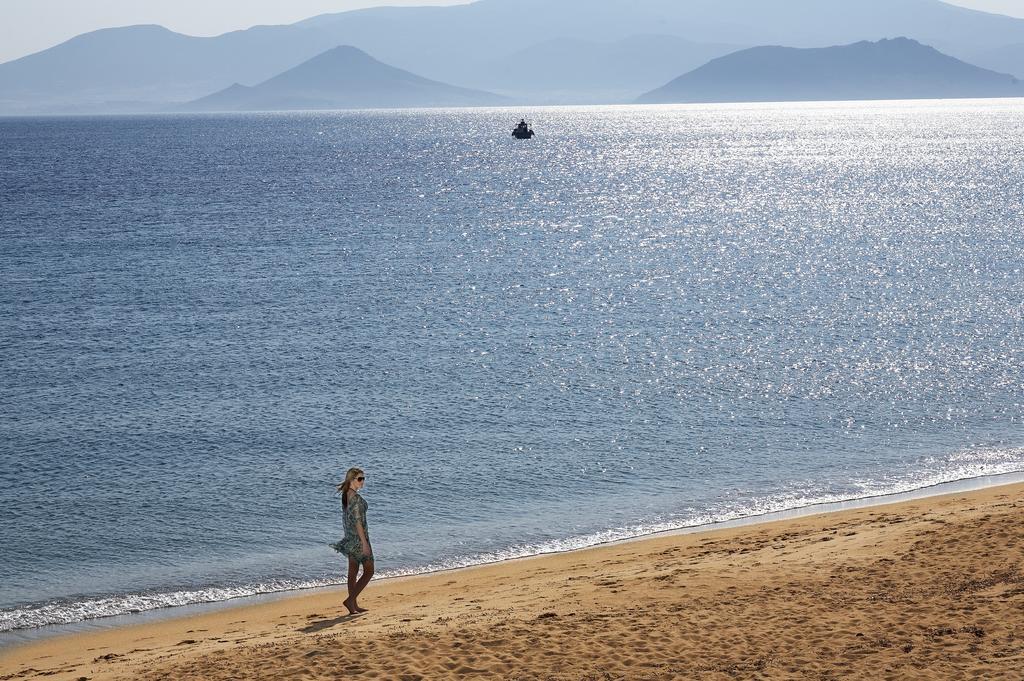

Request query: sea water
[{"left": 1, "top": 100, "right": 1022, "bottom": 637}]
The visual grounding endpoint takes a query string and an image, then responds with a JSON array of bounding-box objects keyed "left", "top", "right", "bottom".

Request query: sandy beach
[{"left": 3, "top": 481, "right": 1022, "bottom": 680}]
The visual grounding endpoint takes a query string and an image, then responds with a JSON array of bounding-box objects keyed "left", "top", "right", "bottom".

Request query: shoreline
[
  {"left": 4, "top": 468, "right": 1024, "bottom": 651},
  {"left": 3, "top": 476, "right": 1024, "bottom": 679}
]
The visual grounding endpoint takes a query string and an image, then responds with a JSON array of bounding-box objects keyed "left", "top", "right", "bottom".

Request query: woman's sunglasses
[{"left": 356, "top": 476, "right": 365, "bottom": 482}]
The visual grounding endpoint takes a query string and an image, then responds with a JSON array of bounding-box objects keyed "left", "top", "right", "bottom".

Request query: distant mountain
[
  {"left": 180, "top": 46, "right": 505, "bottom": 112},
  {"left": 295, "top": 0, "right": 1024, "bottom": 61},
  {"left": 5, "top": 0, "right": 1024, "bottom": 112},
  {"left": 637, "top": 37, "right": 1024, "bottom": 104},
  {"left": 293, "top": 0, "right": 1024, "bottom": 84},
  {"left": 0, "top": 24, "right": 343, "bottom": 114},
  {"left": 966, "top": 42, "right": 1024, "bottom": 80},
  {"left": 482, "top": 35, "right": 738, "bottom": 103}
]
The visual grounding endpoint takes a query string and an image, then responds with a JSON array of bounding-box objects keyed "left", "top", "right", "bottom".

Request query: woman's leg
[
  {"left": 349, "top": 559, "right": 375, "bottom": 610},
  {"left": 343, "top": 556, "right": 359, "bottom": 614}
]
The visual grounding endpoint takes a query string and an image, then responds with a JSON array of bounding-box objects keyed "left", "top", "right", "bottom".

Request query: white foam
[
  {"left": 0, "top": 580, "right": 338, "bottom": 632},
  {"left": 4, "top": 446, "right": 1023, "bottom": 635}
]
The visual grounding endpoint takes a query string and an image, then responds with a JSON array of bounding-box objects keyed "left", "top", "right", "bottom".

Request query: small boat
[{"left": 512, "top": 119, "right": 535, "bottom": 139}]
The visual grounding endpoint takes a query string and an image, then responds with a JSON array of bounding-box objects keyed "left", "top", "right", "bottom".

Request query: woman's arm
[
  {"left": 349, "top": 492, "right": 371, "bottom": 554},
  {"left": 356, "top": 522, "right": 370, "bottom": 554}
]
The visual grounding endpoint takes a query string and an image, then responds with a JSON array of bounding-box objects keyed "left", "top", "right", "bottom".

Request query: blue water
[{"left": 1, "top": 100, "right": 1023, "bottom": 634}]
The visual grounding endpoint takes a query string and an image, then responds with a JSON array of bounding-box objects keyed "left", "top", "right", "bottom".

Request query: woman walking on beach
[{"left": 331, "top": 468, "right": 374, "bottom": 615}]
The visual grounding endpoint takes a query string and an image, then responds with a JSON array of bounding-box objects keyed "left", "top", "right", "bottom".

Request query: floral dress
[{"left": 330, "top": 492, "right": 372, "bottom": 563}]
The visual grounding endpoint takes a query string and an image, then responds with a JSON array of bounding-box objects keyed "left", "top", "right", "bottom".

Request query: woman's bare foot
[
  {"left": 355, "top": 605, "right": 368, "bottom": 613},
  {"left": 343, "top": 598, "right": 357, "bottom": 615}
]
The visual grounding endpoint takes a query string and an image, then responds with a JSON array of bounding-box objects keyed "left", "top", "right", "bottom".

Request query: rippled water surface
[{"left": 1, "top": 101, "right": 1023, "bottom": 634}]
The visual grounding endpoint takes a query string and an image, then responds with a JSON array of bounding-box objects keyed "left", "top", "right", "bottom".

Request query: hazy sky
[{"left": 0, "top": 0, "right": 1021, "bottom": 64}]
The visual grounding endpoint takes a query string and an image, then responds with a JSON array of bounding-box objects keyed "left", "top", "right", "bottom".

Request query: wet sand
[{"left": 2, "top": 481, "right": 1023, "bottom": 680}]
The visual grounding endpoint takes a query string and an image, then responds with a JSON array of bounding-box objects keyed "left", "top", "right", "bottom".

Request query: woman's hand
[{"left": 361, "top": 541, "right": 371, "bottom": 556}]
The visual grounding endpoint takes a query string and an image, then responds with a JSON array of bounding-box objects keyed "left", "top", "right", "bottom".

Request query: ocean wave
[
  {"left": 0, "top": 580, "right": 339, "bottom": 633},
  {"left": 4, "top": 446, "right": 1023, "bottom": 633}
]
